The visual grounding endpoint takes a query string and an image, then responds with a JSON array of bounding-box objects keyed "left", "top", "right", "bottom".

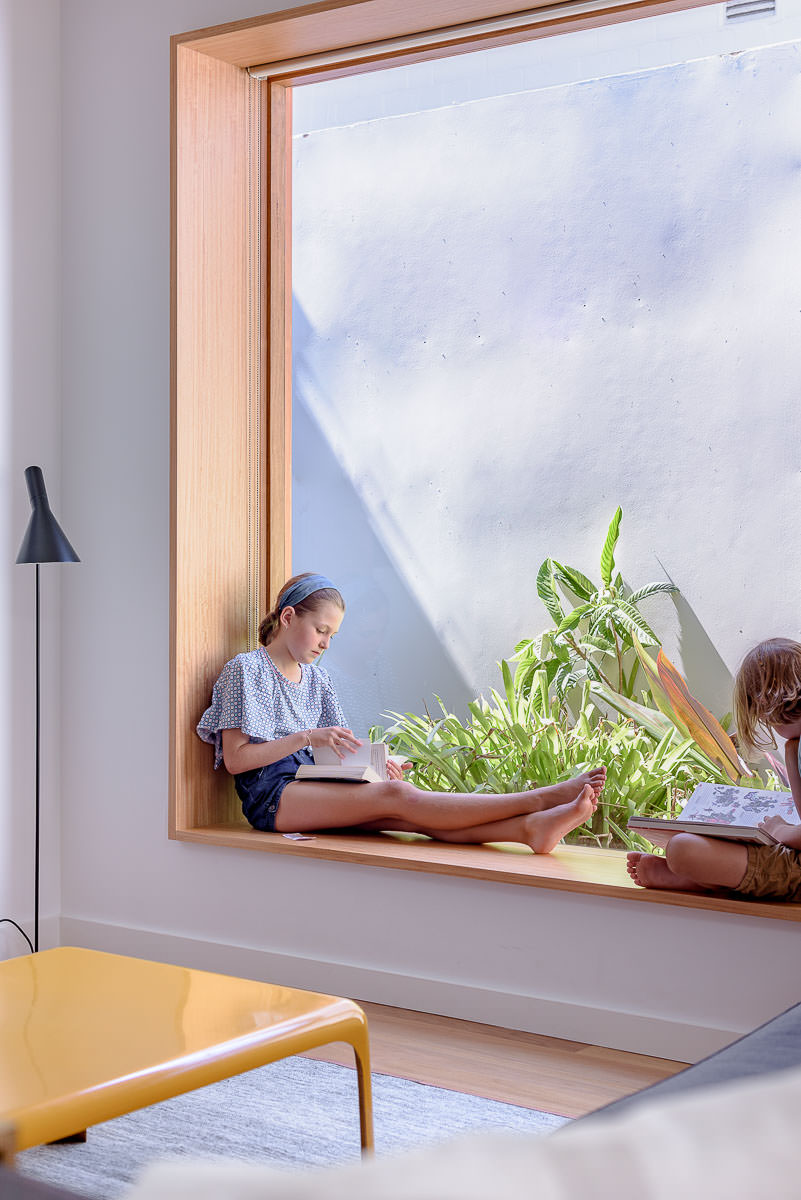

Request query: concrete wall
[
  {"left": 293, "top": 1, "right": 801, "bottom": 132},
  {"left": 0, "top": 0, "right": 62, "bottom": 958},
  {"left": 0, "top": 0, "right": 796, "bottom": 1058},
  {"left": 295, "top": 41, "right": 801, "bottom": 731}
]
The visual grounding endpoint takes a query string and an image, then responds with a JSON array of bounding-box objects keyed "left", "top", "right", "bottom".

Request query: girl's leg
[
  {"left": 627, "top": 833, "right": 748, "bottom": 892},
  {"left": 416, "top": 785, "right": 597, "bottom": 853},
  {"left": 275, "top": 772, "right": 604, "bottom": 835}
]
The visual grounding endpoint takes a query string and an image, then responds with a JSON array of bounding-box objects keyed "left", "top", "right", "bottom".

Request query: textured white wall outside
[
  {"left": 294, "top": 41, "right": 801, "bottom": 733},
  {"left": 293, "top": 2, "right": 801, "bottom": 133},
  {"left": 0, "top": 0, "right": 62, "bottom": 959}
]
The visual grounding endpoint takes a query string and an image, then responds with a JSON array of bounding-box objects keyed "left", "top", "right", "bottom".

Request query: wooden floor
[{"left": 304, "top": 1000, "right": 687, "bottom": 1119}]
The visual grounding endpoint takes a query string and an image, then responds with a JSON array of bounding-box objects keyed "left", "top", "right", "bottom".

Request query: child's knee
[
  {"left": 378, "top": 778, "right": 417, "bottom": 814},
  {"left": 666, "top": 832, "right": 704, "bottom": 874}
]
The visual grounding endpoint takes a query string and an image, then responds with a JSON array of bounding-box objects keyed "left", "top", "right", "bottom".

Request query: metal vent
[{"left": 725, "top": 0, "right": 776, "bottom": 18}]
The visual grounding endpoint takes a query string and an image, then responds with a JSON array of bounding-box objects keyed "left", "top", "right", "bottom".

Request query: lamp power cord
[{"left": 0, "top": 917, "right": 34, "bottom": 954}]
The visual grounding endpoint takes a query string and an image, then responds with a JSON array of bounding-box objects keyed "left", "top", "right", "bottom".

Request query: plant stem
[{"left": 564, "top": 633, "right": 616, "bottom": 691}]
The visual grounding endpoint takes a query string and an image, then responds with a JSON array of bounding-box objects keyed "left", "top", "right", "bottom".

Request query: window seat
[{"left": 173, "top": 824, "right": 801, "bottom": 923}]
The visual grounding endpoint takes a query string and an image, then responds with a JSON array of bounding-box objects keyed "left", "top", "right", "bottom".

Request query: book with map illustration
[
  {"left": 294, "top": 740, "right": 390, "bottom": 784},
  {"left": 628, "top": 783, "right": 799, "bottom": 847}
]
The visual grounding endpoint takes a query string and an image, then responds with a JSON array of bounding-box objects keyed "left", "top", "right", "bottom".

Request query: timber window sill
[{"left": 170, "top": 823, "right": 801, "bottom": 923}]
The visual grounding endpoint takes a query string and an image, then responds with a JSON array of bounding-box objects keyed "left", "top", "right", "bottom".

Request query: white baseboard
[{"left": 59, "top": 917, "right": 738, "bottom": 1062}]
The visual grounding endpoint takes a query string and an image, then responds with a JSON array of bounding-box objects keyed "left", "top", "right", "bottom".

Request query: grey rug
[{"left": 17, "top": 1057, "right": 568, "bottom": 1199}]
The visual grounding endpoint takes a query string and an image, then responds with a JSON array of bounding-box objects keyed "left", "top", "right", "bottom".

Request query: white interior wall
[
  {"left": 0, "top": 0, "right": 62, "bottom": 959},
  {"left": 0, "top": 0, "right": 785, "bottom": 1061}
]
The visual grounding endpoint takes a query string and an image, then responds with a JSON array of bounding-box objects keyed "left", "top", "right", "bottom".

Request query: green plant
[
  {"left": 380, "top": 677, "right": 755, "bottom": 851},
  {"left": 377, "top": 507, "right": 781, "bottom": 850},
  {"left": 513, "top": 508, "right": 677, "bottom": 704}
]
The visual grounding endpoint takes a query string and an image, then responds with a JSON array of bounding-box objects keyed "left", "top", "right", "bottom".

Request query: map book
[
  {"left": 295, "top": 740, "right": 389, "bottom": 784},
  {"left": 628, "top": 782, "right": 798, "bottom": 847}
]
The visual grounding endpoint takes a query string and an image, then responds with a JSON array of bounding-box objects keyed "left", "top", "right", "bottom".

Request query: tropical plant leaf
[
  {"left": 600, "top": 507, "right": 622, "bottom": 587},
  {"left": 589, "top": 681, "right": 681, "bottom": 741},
  {"left": 555, "top": 605, "right": 591, "bottom": 636},
  {"left": 576, "top": 634, "right": 615, "bottom": 653},
  {"left": 627, "top": 581, "right": 679, "bottom": 605},
  {"left": 553, "top": 562, "right": 597, "bottom": 601},
  {"left": 587, "top": 604, "right": 616, "bottom": 636},
  {"left": 655, "top": 649, "right": 745, "bottom": 782},
  {"left": 648, "top": 728, "right": 680, "bottom": 771},
  {"left": 501, "top": 658, "right": 518, "bottom": 722},
  {"left": 660, "top": 736, "right": 700, "bottom": 774},
  {"left": 553, "top": 662, "right": 581, "bottom": 699},
  {"left": 631, "top": 638, "right": 691, "bottom": 732},
  {"left": 613, "top": 600, "right": 660, "bottom": 645},
  {"left": 583, "top": 659, "right": 603, "bottom": 683},
  {"left": 536, "top": 558, "right": 565, "bottom": 623}
]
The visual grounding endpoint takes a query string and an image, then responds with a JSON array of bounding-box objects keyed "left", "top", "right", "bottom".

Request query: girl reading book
[
  {"left": 628, "top": 638, "right": 801, "bottom": 899},
  {"left": 197, "top": 573, "right": 605, "bottom": 848}
]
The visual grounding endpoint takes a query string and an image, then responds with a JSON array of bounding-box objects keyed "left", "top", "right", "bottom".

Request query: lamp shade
[{"left": 16, "top": 466, "right": 80, "bottom": 565}]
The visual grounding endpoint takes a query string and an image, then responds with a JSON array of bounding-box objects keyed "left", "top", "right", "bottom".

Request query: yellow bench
[{"left": 0, "top": 947, "right": 373, "bottom": 1155}]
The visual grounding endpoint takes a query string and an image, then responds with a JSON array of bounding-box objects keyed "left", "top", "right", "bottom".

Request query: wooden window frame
[{"left": 169, "top": 0, "right": 734, "bottom": 894}]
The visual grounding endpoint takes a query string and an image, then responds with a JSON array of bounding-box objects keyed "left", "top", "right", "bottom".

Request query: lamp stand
[
  {"left": 14, "top": 465, "right": 80, "bottom": 955},
  {"left": 34, "top": 563, "right": 40, "bottom": 953}
]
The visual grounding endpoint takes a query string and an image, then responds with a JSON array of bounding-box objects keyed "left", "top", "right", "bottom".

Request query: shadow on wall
[
  {"left": 292, "top": 301, "right": 472, "bottom": 734},
  {"left": 672, "top": 591, "right": 738, "bottom": 724}
]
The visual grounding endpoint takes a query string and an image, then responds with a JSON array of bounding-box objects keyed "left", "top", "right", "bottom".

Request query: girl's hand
[
  {"left": 386, "top": 757, "right": 412, "bottom": 781},
  {"left": 758, "top": 814, "right": 801, "bottom": 849},
  {"left": 309, "top": 726, "right": 362, "bottom": 759}
]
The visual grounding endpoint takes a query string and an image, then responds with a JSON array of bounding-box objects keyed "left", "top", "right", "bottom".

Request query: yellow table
[{"left": 0, "top": 947, "right": 373, "bottom": 1155}]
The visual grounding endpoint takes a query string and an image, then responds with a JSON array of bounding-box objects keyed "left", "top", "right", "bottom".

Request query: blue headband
[{"left": 278, "top": 574, "right": 339, "bottom": 613}]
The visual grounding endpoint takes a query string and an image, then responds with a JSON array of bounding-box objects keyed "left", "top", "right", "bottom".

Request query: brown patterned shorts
[{"left": 737, "top": 843, "right": 801, "bottom": 901}]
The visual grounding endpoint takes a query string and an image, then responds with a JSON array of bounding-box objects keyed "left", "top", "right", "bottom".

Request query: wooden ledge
[{"left": 172, "top": 823, "right": 801, "bottom": 922}]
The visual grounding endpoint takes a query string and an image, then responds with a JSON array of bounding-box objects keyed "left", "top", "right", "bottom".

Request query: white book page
[
  {"left": 313, "top": 740, "right": 388, "bottom": 776},
  {"left": 681, "top": 783, "right": 797, "bottom": 826}
]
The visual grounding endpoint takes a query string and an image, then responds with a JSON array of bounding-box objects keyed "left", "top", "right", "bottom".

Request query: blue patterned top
[{"left": 197, "top": 648, "right": 347, "bottom": 769}]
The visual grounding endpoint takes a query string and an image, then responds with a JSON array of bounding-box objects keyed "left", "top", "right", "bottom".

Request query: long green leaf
[
  {"left": 627, "top": 581, "right": 678, "bottom": 604},
  {"left": 612, "top": 600, "right": 660, "bottom": 645},
  {"left": 554, "top": 662, "right": 581, "bottom": 699},
  {"left": 555, "top": 605, "right": 591, "bottom": 636},
  {"left": 501, "top": 659, "right": 518, "bottom": 722},
  {"left": 589, "top": 682, "right": 678, "bottom": 740},
  {"left": 536, "top": 558, "right": 565, "bottom": 623},
  {"left": 553, "top": 562, "right": 596, "bottom": 601},
  {"left": 600, "top": 508, "right": 622, "bottom": 587}
]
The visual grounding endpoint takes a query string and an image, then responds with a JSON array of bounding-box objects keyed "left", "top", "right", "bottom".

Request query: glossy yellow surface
[{"left": 0, "top": 947, "right": 373, "bottom": 1153}]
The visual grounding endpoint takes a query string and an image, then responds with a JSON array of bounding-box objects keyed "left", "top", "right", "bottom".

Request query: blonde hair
[
  {"left": 258, "top": 573, "right": 345, "bottom": 647},
  {"left": 733, "top": 638, "right": 801, "bottom": 752}
]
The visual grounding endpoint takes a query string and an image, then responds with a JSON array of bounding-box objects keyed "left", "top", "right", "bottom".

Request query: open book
[
  {"left": 294, "top": 740, "right": 390, "bottom": 784},
  {"left": 628, "top": 783, "right": 799, "bottom": 847}
]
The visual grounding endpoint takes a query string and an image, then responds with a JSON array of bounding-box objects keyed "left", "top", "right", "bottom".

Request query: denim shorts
[{"left": 235, "top": 748, "right": 313, "bottom": 833}]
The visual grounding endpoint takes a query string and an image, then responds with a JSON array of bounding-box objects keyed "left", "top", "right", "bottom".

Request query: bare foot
[
  {"left": 533, "top": 768, "right": 606, "bottom": 811},
  {"left": 525, "top": 785, "right": 596, "bottom": 854},
  {"left": 626, "top": 851, "right": 706, "bottom": 892}
]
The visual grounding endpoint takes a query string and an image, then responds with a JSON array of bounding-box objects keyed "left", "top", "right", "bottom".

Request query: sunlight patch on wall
[{"left": 293, "top": 41, "right": 801, "bottom": 723}]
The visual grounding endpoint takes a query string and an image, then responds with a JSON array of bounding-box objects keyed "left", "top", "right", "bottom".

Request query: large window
[
  {"left": 289, "top": 7, "right": 801, "bottom": 736},
  {"left": 170, "top": 0, "right": 799, "bottom": 845}
]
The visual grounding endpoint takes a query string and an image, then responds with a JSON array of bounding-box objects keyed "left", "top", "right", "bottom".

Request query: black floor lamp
[{"left": 16, "top": 466, "right": 79, "bottom": 953}]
